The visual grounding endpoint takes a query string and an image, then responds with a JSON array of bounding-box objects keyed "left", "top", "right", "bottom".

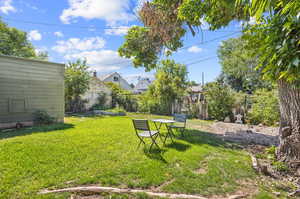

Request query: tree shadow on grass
[
  {"left": 0, "top": 123, "right": 74, "bottom": 140},
  {"left": 143, "top": 147, "right": 168, "bottom": 163},
  {"left": 177, "top": 129, "right": 242, "bottom": 149},
  {"left": 165, "top": 141, "right": 191, "bottom": 152}
]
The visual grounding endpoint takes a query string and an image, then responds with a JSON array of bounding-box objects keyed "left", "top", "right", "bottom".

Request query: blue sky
[{"left": 0, "top": 0, "right": 243, "bottom": 84}]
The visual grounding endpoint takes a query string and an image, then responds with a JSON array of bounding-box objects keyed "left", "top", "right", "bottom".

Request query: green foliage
[
  {"left": 247, "top": 89, "right": 280, "bottom": 126},
  {"left": 239, "top": 0, "right": 300, "bottom": 84},
  {"left": 121, "top": 0, "right": 300, "bottom": 87},
  {"left": 256, "top": 145, "right": 288, "bottom": 172},
  {"left": 232, "top": 91, "right": 248, "bottom": 112},
  {"left": 91, "top": 92, "right": 107, "bottom": 110},
  {"left": 118, "top": 26, "right": 160, "bottom": 71},
  {"left": 65, "top": 59, "right": 90, "bottom": 112},
  {"left": 138, "top": 59, "right": 188, "bottom": 115},
  {"left": 32, "top": 110, "right": 55, "bottom": 125},
  {"left": 204, "top": 82, "right": 235, "bottom": 121},
  {"left": 218, "top": 37, "right": 272, "bottom": 93},
  {"left": 243, "top": 14, "right": 300, "bottom": 83},
  {"left": 177, "top": 0, "right": 247, "bottom": 30},
  {"left": 0, "top": 19, "right": 47, "bottom": 60},
  {"left": 106, "top": 82, "right": 137, "bottom": 112},
  {"left": 272, "top": 161, "right": 289, "bottom": 172},
  {"left": 265, "top": 146, "right": 276, "bottom": 156}
]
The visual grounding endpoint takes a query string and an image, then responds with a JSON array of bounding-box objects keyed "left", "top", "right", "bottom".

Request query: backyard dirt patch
[{"left": 188, "top": 121, "right": 279, "bottom": 146}]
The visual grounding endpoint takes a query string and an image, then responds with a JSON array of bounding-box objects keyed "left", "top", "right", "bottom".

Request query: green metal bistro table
[{"left": 152, "top": 119, "right": 175, "bottom": 144}]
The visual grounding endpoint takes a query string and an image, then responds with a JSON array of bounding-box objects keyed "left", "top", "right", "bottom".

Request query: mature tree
[
  {"left": 65, "top": 59, "right": 90, "bottom": 112},
  {"left": 119, "top": 0, "right": 300, "bottom": 164},
  {"left": 0, "top": 19, "right": 47, "bottom": 59},
  {"left": 217, "top": 37, "right": 272, "bottom": 93},
  {"left": 243, "top": 3, "right": 300, "bottom": 162},
  {"left": 141, "top": 59, "right": 188, "bottom": 115}
]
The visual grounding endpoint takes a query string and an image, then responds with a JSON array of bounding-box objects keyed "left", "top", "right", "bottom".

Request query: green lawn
[{"left": 0, "top": 115, "right": 286, "bottom": 198}]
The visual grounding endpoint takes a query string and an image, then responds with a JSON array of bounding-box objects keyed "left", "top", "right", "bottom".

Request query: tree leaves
[{"left": 0, "top": 19, "right": 45, "bottom": 59}]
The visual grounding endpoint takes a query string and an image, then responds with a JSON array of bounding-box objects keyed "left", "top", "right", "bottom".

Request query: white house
[
  {"left": 100, "top": 72, "right": 132, "bottom": 91},
  {"left": 134, "top": 78, "right": 152, "bottom": 94},
  {"left": 82, "top": 72, "right": 112, "bottom": 110}
]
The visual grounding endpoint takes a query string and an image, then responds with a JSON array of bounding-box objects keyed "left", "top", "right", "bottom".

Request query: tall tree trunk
[{"left": 277, "top": 80, "right": 300, "bottom": 165}]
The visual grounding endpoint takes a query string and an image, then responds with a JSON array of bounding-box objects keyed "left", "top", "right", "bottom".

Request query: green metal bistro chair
[
  {"left": 132, "top": 119, "right": 160, "bottom": 151},
  {"left": 169, "top": 114, "right": 187, "bottom": 137}
]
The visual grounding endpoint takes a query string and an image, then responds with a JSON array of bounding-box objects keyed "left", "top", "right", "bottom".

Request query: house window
[{"left": 113, "top": 76, "right": 119, "bottom": 81}]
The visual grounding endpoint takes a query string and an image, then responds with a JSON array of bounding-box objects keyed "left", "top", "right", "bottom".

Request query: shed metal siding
[{"left": 0, "top": 55, "right": 65, "bottom": 124}]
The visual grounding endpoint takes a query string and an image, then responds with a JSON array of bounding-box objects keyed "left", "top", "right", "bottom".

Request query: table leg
[
  {"left": 153, "top": 122, "right": 164, "bottom": 144},
  {"left": 165, "top": 124, "right": 174, "bottom": 143}
]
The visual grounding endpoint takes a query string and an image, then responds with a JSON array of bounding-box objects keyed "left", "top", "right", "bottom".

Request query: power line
[
  {"left": 1, "top": 17, "right": 240, "bottom": 33},
  {"left": 185, "top": 56, "right": 218, "bottom": 66},
  {"left": 0, "top": 17, "right": 237, "bottom": 67},
  {"left": 1, "top": 17, "right": 134, "bottom": 30},
  {"left": 179, "top": 31, "right": 241, "bottom": 50}
]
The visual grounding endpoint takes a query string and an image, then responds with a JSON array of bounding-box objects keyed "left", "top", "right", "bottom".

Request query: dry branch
[{"left": 39, "top": 186, "right": 208, "bottom": 199}]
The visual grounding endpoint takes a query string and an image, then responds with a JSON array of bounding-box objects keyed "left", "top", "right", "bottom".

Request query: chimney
[{"left": 93, "top": 71, "right": 97, "bottom": 77}]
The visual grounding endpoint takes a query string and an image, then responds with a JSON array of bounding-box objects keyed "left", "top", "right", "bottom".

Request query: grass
[{"left": 0, "top": 114, "right": 276, "bottom": 198}]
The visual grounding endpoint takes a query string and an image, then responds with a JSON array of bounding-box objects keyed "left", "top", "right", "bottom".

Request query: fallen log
[{"left": 39, "top": 186, "right": 208, "bottom": 199}]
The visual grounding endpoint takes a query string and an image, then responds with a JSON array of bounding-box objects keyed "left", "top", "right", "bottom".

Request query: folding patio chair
[
  {"left": 132, "top": 119, "right": 161, "bottom": 151},
  {"left": 169, "top": 114, "right": 187, "bottom": 137}
]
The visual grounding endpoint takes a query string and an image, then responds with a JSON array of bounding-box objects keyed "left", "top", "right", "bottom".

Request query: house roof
[
  {"left": 0, "top": 54, "right": 65, "bottom": 67},
  {"left": 99, "top": 72, "right": 120, "bottom": 81},
  {"left": 135, "top": 78, "right": 152, "bottom": 91}
]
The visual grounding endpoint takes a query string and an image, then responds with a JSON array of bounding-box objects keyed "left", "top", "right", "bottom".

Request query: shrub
[
  {"left": 137, "top": 59, "right": 188, "bottom": 115},
  {"left": 265, "top": 146, "right": 276, "bottom": 155},
  {"left": 33, "top": 110, "right": 55, "bottom": 125},
  {"left": 272, "top": 161, "right": 288, "bottom": 172},
  {"left": 92, "top": 92, "right": 107, "bottom": 110},
  {"left": 137, "top": 92, "right": 171, "bottom": 115},
  {"left": 204, "top": 82, "right": 235, "bottom": 121},
  {"left": 247, "top": 89, "right": 279, "bottom": 126},
  {"left": 106, "top": 82, "right": 138, "bottom": 112},
  {"left": 64, "top": 59, "right": 90, "bottom": 113}
]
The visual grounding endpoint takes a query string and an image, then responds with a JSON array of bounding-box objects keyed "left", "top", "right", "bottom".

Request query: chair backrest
[
  {"left": 173, "top": 114, "right": 187, "bottom": 123},
  {"left": 132, "top": 119, "right": 150, "bottom": 131}
]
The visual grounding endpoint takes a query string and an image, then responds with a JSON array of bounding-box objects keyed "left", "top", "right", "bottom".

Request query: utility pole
[{"left": 202, "top": 72, "right": 205, "bottom": 86}]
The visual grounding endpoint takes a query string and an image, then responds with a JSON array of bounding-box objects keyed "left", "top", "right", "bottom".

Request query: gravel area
[{"left": 188, "top": 121, "right": 279, "bottom": 146}]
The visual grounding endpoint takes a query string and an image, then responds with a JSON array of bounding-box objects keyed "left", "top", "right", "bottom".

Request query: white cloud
[
  {"left": 0, "top": 0, "right": 16, "bottom": 14},
  {"left": 52, "top": 36, "right": 129, "bottom": 72},
  {"left": 35, "top": 46, "right": 48, "bottom": 54},
  {"left": 52, "top": 37, "right": 106, "bottom": 53},
  {"left": 105, "top": 26, "right": 131, "bottom": 36},
  {"left": 64, "top": 50, "right": 131, "bottom": 72},
  {"left": 54, "top": 31, "right": 64, "bottom": 37},
  {"left": 187, "top": 46, "right": 203, "bottom": 53},
  {"left": 28, "top": 30, "right": 42, "bottom": 41},
  {"left": 60, "top": 0, "right": 135, "bottom": 25}
]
